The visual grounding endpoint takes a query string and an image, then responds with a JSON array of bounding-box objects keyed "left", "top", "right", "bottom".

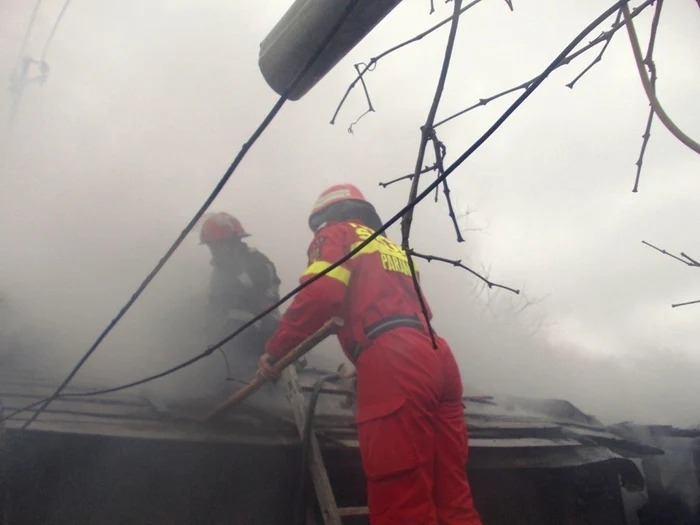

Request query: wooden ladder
[{"left": 282, "top": 366, "right": 368, "bottom": 525}]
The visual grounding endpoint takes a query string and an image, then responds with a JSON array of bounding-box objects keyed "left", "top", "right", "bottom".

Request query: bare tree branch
[
  {"left": 429, "top": 129, "right": 464, "bottom": 242},
  {"left": 672, "top": 299, "right": 700, "bottom": 308},
  {"left": 378, "top": 164, "right": 437, "bottom": 188},
  {"left": 566, "top": 9, "right": 623, "bottom": 89},
  {"left": 513, "top": 292, "right": 551, "bottom": 315},
  {"left": 409, "top": 250, "right": 520, "bottom": 294},
  {"left": 347, "top": 62, "right": 375, "bottom": 134},
  {"left": 402, "top": 0, "right": 465, "bottom": 347},
  {"left": 643, "top": 240, "right": 699, "bottom": 267},
  {"left": 633, "top": 86, "right": 656, "bottom": 192},
  {"left": 402, "top": 0, "right": 462, "bottom": 247},
  {"left": 348, "top": 109, "right": 374, "bottom": 134},
  {"left": 330, "top": 0, "right": 484, "bottom": 126},
  {"left": 434, "top": 0, "right": 655, "bottom": 128},
  {"left": 632, "top": 0, "right": 662, "bottom": 192},
  {"left": 681, "top": 252, "right": 700, "bottom": 267},
  {"left": 644, "top": 240, "right": 699, "bottom": 308},
  {"left": 621, "top": 1, "right": 700, "bottom": 155}
]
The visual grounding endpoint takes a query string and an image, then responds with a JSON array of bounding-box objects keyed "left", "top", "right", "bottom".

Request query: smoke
[{"left": 1, "top": 0, "right": 699, "bottom": 428}]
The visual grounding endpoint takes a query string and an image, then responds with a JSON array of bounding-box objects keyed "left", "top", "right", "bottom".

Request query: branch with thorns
[
  {"left": 433, "top": 0, "right": 655, "bottom": 128},
  {"left": 330, "top": 0, "right": 485, "bottom": 128},
  {"left": 643, "top": 240, "right": 699, "bottom": 308}
]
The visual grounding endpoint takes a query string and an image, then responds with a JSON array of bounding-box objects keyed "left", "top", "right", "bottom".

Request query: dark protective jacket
[{"left": 207, "top": 244, "right": 281, "bottom": 362}]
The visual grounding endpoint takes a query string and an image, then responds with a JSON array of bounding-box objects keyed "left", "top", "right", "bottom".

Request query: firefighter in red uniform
[{"left": 258, "top": 185, "right": 483, "bottom": 525}]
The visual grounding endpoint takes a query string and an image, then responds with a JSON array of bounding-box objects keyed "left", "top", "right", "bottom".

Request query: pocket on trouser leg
[
  {"left": 357, "top": 400, "right": 435, "bottom": 524},
  {"left": 357, "top": 399, "right": 419, "bottom": 480}
]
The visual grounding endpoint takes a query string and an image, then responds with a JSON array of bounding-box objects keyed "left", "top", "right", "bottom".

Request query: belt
[{"left": 350, "top": 314, "right": 425, "bottom": 362}]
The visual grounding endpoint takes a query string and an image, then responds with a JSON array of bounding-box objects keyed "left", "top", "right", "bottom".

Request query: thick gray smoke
[{"left": 1, "top": 0, "right": 698, "bottom": 427}]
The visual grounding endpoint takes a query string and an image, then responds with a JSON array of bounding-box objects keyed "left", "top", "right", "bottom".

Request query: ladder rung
[{"left": 338, "top": 507, "right": 369, "bottom": 517}]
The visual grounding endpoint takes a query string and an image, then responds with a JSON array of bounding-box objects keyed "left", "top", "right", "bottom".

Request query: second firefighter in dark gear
[{"left": 200, "top": 212, "right": 282, "bottom": 379}]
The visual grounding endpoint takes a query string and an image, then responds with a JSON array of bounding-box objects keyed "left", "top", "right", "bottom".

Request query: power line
[
  {"left": 20, "top": 0, "right": 362, "bottom": 431},
  {"left": 8, "top": 0, "right": 625, "bottom": 427}
]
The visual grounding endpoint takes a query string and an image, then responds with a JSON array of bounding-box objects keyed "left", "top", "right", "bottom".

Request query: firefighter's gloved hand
[{"left": 257, "top": 353, "right": 280, "bottom": 380}]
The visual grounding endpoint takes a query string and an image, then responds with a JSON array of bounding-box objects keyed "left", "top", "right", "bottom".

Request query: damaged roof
[{"left": 0, "top": 367, "right": 660, "bottom": 481}]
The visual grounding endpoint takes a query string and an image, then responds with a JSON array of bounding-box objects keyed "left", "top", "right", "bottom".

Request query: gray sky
[{"left": 0, "top": 0, "right": 699, "bottom": 425}]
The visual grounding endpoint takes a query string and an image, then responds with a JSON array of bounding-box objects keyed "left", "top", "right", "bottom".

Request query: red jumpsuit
[{"left": 265, "top": 220, "right": 482, "bottom": 525}]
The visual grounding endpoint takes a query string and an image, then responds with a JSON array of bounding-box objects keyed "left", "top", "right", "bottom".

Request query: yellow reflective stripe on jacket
[
  {"left": 302, "top": 261, "right": 351, "bottom": 286},
  {"left": 348, "top": 225, "right": 420, "bottom": 278}
]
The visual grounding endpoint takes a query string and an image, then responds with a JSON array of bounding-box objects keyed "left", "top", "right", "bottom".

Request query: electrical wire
[
  {"left": 8, "top": 0, "right": 626, "bottom": 427},
  {"left": 20, "top": 0, "right": 363, "bottom": 431}
]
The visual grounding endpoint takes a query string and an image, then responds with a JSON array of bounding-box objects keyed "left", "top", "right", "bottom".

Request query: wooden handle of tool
[{"left": 203, "top": 317, "right": 344, "bottom": 423}]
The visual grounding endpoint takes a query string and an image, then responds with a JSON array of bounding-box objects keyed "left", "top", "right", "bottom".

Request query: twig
[
  {"left": 402, "top": 0, "right": 462, "bottom": 246},
  {"left": 644, "top": 240, "right": 699, "bottom": 308},
  {"left": 430, "top": 132, "right": 447, "bottom": 202},
  {"left": 566, "top": 9, "right": 623, "bottom": 89},
  {"left": 379, "top": 164, "right": 437, "bottom": 188},
  {"left": 621, "top": 2, "right": 700, "bottom": 155},
  {"left": 348, "top": 109, "right": 374, "bottom": 134},
  {"left": 681, "top": 252, "right": 700, "bottom": 267},
  {"left": 633, "top": 87, "right": 656, "bottom": 192},
  {"left": 429, "top": 130, "right": 464, "bottom": 242},
  {"left": 632, "top": 0, "right": 662, "bottom": 192},
  {"left": 347, "top": 63, "right": 375, "bottom": 134},
  {"left": 40, "top": 0, "right": 72, "bottom": 62},
  {"left": 643, "top": 240, "right": 699, "bottom": 267},
  {"left": 672, "top": 299, "right": 700, "bottom": 308},
  {"left": 435, "top": 0, "right": 654, "bottom": 128},
  {"left": 403, "top": 0, "right": 464, "bottom": 347},
  {"left": 409, "top": 250, "right": 520, "bottom": 294},
  {"left": 330, "top": 0, "right": 484, "bottom": 126}
]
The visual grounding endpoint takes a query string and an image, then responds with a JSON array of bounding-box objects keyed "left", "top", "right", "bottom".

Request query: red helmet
[
  {"left": 199, "top": 212, "right": 250, "bottom": 244},
  {"left": 309, "top": 184, "right": 380, "bottom": 232}
]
